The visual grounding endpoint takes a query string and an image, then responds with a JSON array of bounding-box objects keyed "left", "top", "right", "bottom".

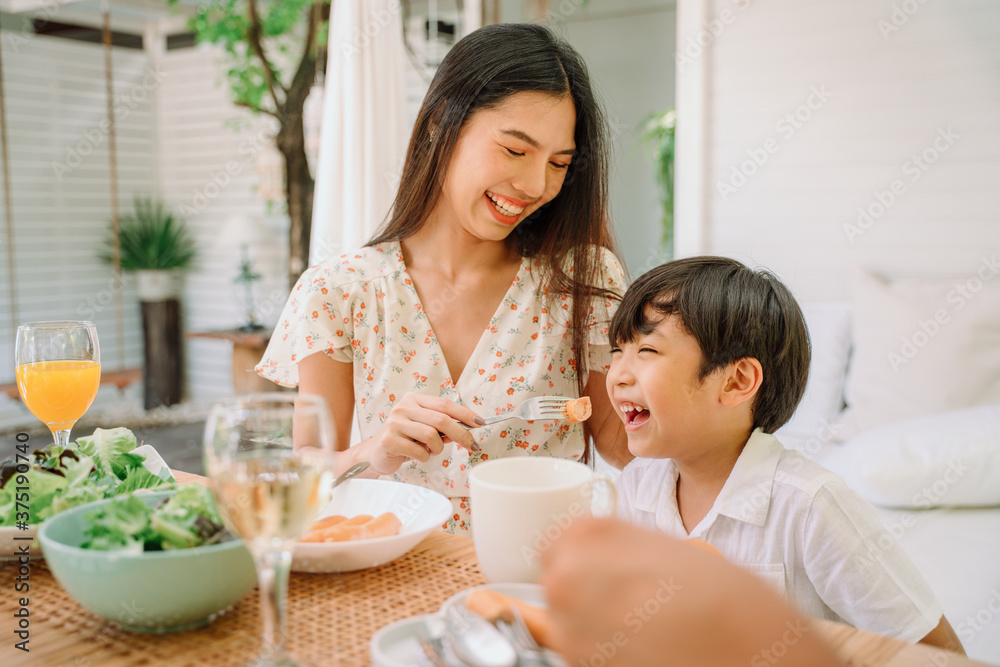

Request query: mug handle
[{"left": 589, "top": 474, "right": 617, "bottom": 518}]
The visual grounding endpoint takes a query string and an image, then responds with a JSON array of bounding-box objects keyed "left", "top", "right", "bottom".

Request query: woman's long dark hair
[{"left": 368, "top": 23, "right": 621, "bottom": 464}]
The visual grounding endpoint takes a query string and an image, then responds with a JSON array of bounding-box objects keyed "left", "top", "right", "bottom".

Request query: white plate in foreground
[
  {"left": 440, "top": 582, "right": 549, "bottom": 617},
  {"left": 292, "top": 478, "right": 452, "bottom": 573},
  {"left": 442, "top": 583, "right": 567, "bottom": 666},
  {"left": 371, "top": 583, "right": 567, "bottom": 667},
  {"left": 369, "top": 613, "right": 438, "bottom": 667},
  {"left": 0, "top": 525, "right": 38, "bottom": 560}
]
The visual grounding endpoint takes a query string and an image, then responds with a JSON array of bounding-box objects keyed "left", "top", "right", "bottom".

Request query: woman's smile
[
  {"left": 431, "top": 91, "right": 576, "bottom": 241},
  {"left": 484, "top": 191, "right": 529, "bottom": 225}
]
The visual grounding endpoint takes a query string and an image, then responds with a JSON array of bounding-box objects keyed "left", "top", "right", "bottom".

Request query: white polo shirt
[{"left": 618, "top": 428, "right": 943, "bottom": 643}]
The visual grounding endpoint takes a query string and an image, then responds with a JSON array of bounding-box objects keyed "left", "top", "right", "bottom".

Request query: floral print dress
[{"left": 256, "top": 241, "right": 626, "bottom": 534}]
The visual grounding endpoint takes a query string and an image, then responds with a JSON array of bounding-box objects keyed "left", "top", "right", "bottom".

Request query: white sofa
[{"left": 777, "top": 287, "right": 1000, "bottom": 663}]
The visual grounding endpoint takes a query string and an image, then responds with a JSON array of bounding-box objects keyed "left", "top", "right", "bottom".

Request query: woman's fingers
[
  {"left": 411, "top": 394, "right": 485, "bottom": 429},
  {"left": 393, "top": 394, "right": 481, "bottom": 453}
]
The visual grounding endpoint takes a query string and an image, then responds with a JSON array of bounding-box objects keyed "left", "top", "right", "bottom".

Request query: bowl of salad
[
  {"left": 0, "top": 427, "right": 176, "bottom": 559},
  {"left": 38, "top": 485, "right": 257, "bottom": 632}
]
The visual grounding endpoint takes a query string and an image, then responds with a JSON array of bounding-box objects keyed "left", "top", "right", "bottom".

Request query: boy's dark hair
[{"left": 609, "top": 257, "right": 810, "bottom": 433}]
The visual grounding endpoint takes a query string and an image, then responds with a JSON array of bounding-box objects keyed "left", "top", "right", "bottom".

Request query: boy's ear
[{"left": 719, "top": 357, "right": 763, "bottom": 408}]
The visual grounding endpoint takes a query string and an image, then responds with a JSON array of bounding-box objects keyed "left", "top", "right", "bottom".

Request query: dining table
[{"left": 0, "top": 470, "right": 990, "bottom": 667}]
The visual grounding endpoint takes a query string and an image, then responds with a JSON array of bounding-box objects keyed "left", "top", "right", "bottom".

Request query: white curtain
[{"left": 310, "top": 0, "right": 409, "bottom": 265}]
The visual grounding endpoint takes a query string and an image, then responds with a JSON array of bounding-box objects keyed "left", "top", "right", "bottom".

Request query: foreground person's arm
[
  {"left": 540, "top": 519, "right": 845, "bottom": 667},
  {"left": 920, "top": 616, "right": 965, "bottom": 654}
]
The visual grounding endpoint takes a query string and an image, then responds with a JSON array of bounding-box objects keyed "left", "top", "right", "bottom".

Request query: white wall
[
  {"left": 158, "top": 44, "right": 287, "bottom": 403},
  {"left": 0, "top": 32, "right": 287, "bottom": 431},
  {"left": 0, "top": 5, "right": 676, "bottom": 430},
  {"left": 0, "top": 25, "right": 152, "bottom": 430},
  {"left": 561, "top": 0, "right": 677, "bottom": 277},
  {"left": 682, "top": 0, "right": 1000, "bottom": 300},
  {"left": 497, "top": 0, "right": 678, "bottom": 276}
]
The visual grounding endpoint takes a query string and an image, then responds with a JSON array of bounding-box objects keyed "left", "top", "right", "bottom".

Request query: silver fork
[
  {"left": 418, "top": 615, "right": 452, "bottom": 667},
  {"left": 509, "top": 606, "right": 546, "bottom": 654},
  {"left": 480, "top": 395, "right": 574, "bottom": 426},
  {"left": 496, "top": 606, "right": 557, "bottom": 667}
]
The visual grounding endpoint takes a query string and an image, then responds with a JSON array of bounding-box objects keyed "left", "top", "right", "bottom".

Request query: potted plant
[
  {"left": 639, "top": 108, "right": 676, "bottom": 260},
  {"left": 103, "top": 198, "right": 197, "bottom": 299},
  {"left": 102, "top": 198, "right": 197, "bottom": 410}
]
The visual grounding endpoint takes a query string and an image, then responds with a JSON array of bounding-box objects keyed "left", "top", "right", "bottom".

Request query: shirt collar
[
  {"left": 633, "top": 458, "right": 680, "bottom": 518},
  {"left": 710, "top": 428, "right": 784, "bottom": 527}
]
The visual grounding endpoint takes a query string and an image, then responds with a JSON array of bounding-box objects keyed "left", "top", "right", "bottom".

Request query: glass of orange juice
[{"left": 15, "top": 321, "right": 101, "bottom": 448}]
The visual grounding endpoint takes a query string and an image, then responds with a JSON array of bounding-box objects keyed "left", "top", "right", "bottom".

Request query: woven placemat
[{"left": 0, "top": 534, "right": 486, "bottom": 666}]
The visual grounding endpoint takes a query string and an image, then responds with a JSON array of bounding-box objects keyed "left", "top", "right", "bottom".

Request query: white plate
[
  {"left": 369, "top": 613, "right": 438, "bottom": 667},
  {"left": 370, "top": 583, "right": 566, "bottom": 667},
  {"left": 440, "top": 582, "right": 548, "bottom": 617},
  {"left": 441, "top": 583, "right": 566, "bottom": 666},
  {"left": 292, "top": 478, "right": 452, "bottom": 573},
  {"left": 0, "top": 525, "right": 39, "bottom": 559},
  {"left": 0, "top": 445, "right": 174, "bottom": 560}
]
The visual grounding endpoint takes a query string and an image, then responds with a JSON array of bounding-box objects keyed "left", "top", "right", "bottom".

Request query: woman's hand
[
  {"left": 297, "top": 352, "right": 483, "bottom": 477},
  {"left": 355, "top": 392, "right": 484, "bottom": 476}
]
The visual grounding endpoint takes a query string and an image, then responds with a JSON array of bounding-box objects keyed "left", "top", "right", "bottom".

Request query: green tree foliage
[{"left": 169, "top": 0, "right": 329, "bottom": 286}]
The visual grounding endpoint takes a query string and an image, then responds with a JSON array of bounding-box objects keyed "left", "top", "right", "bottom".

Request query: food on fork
[
  {"left": 300, "top": 512, "right": 402, "bottom": 543},
  {"left": 561, "top": 396, "right": 592, "bottom": 423},
  {"left": 465, "top": 589, "right": 555, "bottom": 649}
]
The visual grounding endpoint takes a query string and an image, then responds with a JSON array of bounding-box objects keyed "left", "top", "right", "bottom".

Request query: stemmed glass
[
  {"left": 203, "top": 393, "right": 336, "bottom": 667},
  {"left": 15, "top": 321, "right": 101, "bottom": 449}
]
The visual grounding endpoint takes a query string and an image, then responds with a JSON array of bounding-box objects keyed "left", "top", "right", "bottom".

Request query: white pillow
[
  {"left": 776, "top": 302, "right": 851, "bottom": 450},
  {"left": 832, "top": 405, "right": 1000, "bottom": 508},
  {"left": 836, "top": 266, "right": 1000, "bottom": 440}
]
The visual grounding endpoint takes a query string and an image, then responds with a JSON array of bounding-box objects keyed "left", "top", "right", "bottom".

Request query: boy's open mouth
[{"left": 619, "top": 401, "right": 650, "bottom": 426}]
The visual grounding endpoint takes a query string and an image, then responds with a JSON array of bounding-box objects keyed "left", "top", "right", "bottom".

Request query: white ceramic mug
[{"left": 469, "top": 457, "right": 616, "bottom": 583}]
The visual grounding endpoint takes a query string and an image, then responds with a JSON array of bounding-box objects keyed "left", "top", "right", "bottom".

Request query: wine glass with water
[
  {"left": 15, "top": 321, "right": 101, "bottom": 449},
  {"left": 203, "top": 393, "right": 336, "bottom": 667}
]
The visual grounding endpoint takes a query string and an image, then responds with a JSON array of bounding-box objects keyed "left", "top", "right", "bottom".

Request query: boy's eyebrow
[
  {"left": 500, "top": 129, "right": 576, "bottom": 156},
  {"left": 637, "top": 326, "right": 673, "bottom": 343}
]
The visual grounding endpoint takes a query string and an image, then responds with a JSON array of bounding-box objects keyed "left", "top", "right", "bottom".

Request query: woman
[{"left": 257, "top": 23, "right": 630, "bottom": 533}]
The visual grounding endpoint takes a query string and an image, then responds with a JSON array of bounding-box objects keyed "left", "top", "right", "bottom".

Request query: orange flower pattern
[{"left": 256, "top": 241, "right": 626, "bottom": 534}]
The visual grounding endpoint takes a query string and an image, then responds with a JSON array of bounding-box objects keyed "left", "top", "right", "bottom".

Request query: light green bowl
[{"left": 39, "top": 489, "right": 257, "bottom": 633}]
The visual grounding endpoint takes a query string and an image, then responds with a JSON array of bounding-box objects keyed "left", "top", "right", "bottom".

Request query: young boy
[{"left": 608, "top": 257, "right": 963, "bottom": 652}]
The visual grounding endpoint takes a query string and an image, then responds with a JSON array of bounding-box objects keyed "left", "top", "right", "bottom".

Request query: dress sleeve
[
  {"left": 586, "top": 247, "right": 628, "bottom": 375},
  {"left": 255, "top": 263, "right": 354, "bottom": 388},
  {"left": 800, "top": 480, "right": 943, "bottom": 642}
]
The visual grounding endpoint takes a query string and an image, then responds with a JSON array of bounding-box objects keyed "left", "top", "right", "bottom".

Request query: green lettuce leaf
[
  {"left": 0, "top": 487, "right": 12, "bottom": 527},
  {"left": 80, "top": 485, "right": 224, "bottom": 552},
  {"left": 0, "top": 459, "right": 71, "bottom": 525},
  {"left": 74, "top": 427, "right": 139, "bottom": 479},
  {"left": 150, "top": 485, "right": 223, "bottom": 550},
  {"left": 80, "top": 494, "right": 155, "bottom": 551},
  {"left": 0, "top": 427, "right": 171, "bottom": 527},
  {"left": 116, "top": 466, "right": 172, "bottom": 495},
  {"left": 49, "top": 475, "right": 116, "bottom": 517},
  {"left": 61, "top": 451, "right": 97, "bottom": 488},
  {"left": 25, "top": 468, "right": 72, "bottom": 523}
]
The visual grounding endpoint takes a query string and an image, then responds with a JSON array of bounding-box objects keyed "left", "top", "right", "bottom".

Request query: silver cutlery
[
  {"left": 443, "top": 396, "right": 574, "bottom": 441},
  {"left": 493, "top": 605, "right": 561, "bottom": 667},
  {"left": 445, "top": 607, "right": 518, "bottom": 667},
  {"left": 330, "top": 461, "right": 370, "bottom": 490},
  {"left": 478, "top": 395, "right": 574, "bottom": 426},
  {"left": 419, "top": 614, "right": 453, "bottom": 667}
]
